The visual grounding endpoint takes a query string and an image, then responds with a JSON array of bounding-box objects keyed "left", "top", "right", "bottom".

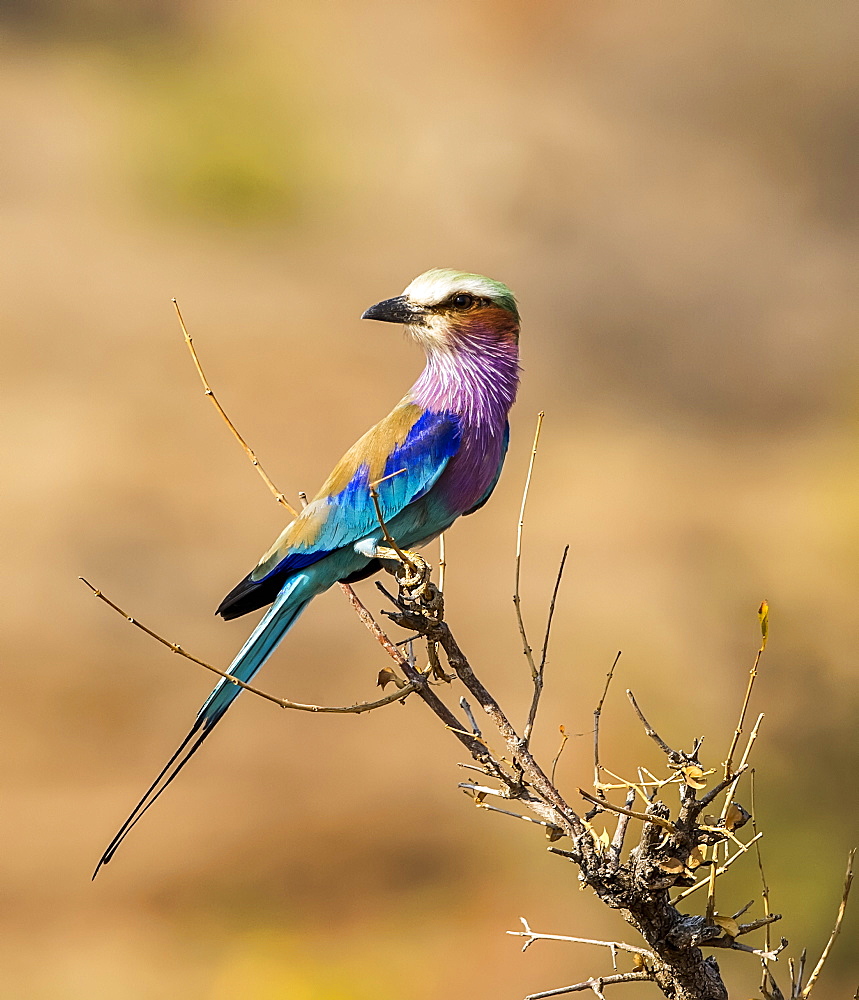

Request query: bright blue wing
[{"left": 252, "top": 408, "right": 461, "bottom": 582}]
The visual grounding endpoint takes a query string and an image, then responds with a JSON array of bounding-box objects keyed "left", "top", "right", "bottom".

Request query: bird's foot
[
  {"left": 376, "top": 546, "right": 444, "bottom": 620},
  {"left": 376, "top": 546, "right": 430, "bottom": 593}
]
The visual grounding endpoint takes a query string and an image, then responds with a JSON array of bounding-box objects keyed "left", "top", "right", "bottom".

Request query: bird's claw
[{"left": 376, "top": 546, "right": 443, "bottom": 619}]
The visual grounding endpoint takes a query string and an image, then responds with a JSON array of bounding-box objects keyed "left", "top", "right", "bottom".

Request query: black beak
[{"left": 361, "top": 295, "right": 422, "bottom": 324}]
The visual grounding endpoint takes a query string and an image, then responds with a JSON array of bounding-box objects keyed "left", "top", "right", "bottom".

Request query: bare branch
[
  {"left": 695, "top": 763, "right": 750, "bottom": 810},
  {"left": 551, "top": 726, "right": 570, "bottom": 786},
  {"left": 750, "top": 768, "right": 774, "bottom": 958},
  {"left": 80, "top": 577, "right": 419, "bottom": 714},
  {"left": 508, "top": 917, "right": 655, "bottom": 961},
  {"left": 724, "top": 600, "right": 768, "bottom": 779},
  {"left": 578, "top": 788, "right": 677, "bottom": 834},
  {"left": 524, "top": 972, "right": 653, "bottom": 1000},
  {"left": 338, "top": 581, "right": 411, "bottom": 670},
  {"left": 524, "top": 544, "right": 569, "bottom": 746},
  {"left": 671, "top": 831, "right": 764, "bottom": 903},
  {"left": 469, "top": 798, "right": 561, "bottom": 830},
  {"left": 626, "top": 690, "right": 681, "bottom": 763},
  {"left": 460, "top": 696, "right": 482, "bottom": 737},
  {"left": 736, "top": 914, "right": 783, "bottom": 936},
  {"left": 708, "top": 936, "right": 787, "bottom": 962},
  {"left": 593, "top": 652, "right": 622, "bottom": 794},
  {"left": 608, "top": 788, "right": 637, "bottom": 868},
  {"left": 800, "top": 847, "right": 856, "bottom": 997},
  {"left": 173, "top": 298, "right": 299, "bottom": 516},
  {"left": 513, "top": 411, "right": 545, "bottom": 681}
]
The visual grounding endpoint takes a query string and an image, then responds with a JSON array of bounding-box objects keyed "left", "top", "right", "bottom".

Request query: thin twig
[
  {"left": 339, "top": 582, "right": 410, "bottom": 669},
  {"left": 523, "top": 544, "right": 569, "bottom": 746},
  {"left": 438, "top": 532, "right": 446, "bottom": 592},
  {"left": 551, "top": 726, "right": 570, "bottom": 785},
  {"left": 525, "top": 972, "right": 653, "bottom": 1000},
  {"left": 471, "top": 799, "right": 559, "bottom": 829},
  {"left": 80, "top": 577, "right": 419, "bottom": 714},
  {"left": 594, "top": 652, "right": 622, "bottom": 794},
  {"left": 705, "top": 601, "right": 767, "bottom": 922},
  {"left": 513, "top": 411, "right": 545, "bottom": 681},
  {"left": 626, "top": 690, "right": 678, "bottom": 762},
  {"left": 508, "top": 917, "right": 655, "bottom": 961},
  {"left": 750, "top": 769, "right": 773, "bottom": 959},
  {"left": 794, "top": 949, "right": 807, "bottom": 999},
  {"left": 705, "top": 713, "right": 764, "bottom": 920},
  {"left": 725, "top": 600, "right": 768, "bottom": 779},
  {"left": 608, "top": 788, "right": 637, "bottom": 867},
  {"left": 539, "top": 545, "right": 570, "bottom": 675},
  {"left": 695, "top": 764, "right": 750, "bottom": 810},
  {"left": 800, "top": 847, "right": 856, "bottom": 998},
  {"left": 577, "top": 788, "right": 677, "bottom": 834},
  {"left": 671, "top": 831, "right": 764, "bottom": 903},
  {"left": 708, "top": 936, "right": 787, "bottom": 962},
  {"left": 176, "top": 301, "right": 408, "bottom": 661},
  {"left": 173, "top": 299, "right": 298, "bottom": 516},
  {"left": 736, "top": 914, "right": 783, "bottom": 936},
  {"left": 460, "top": 697, "right": 482, "bottom": 737}
]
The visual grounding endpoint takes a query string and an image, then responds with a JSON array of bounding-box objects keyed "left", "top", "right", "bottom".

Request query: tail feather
[{"left": 93, "top": 574, "right": 312, "bottom": 877}]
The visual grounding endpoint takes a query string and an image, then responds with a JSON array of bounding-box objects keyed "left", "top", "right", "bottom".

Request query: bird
[{"left": 94, "top": 268, "right": 520, "bottom": 877}]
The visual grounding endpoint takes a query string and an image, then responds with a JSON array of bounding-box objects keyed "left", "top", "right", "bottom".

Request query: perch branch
[
  {"left": 174, "top": 300, "right": 409, "bottom": 665},
  {"left": 80, "top": 577, "right": 419, "bottom": 714}
]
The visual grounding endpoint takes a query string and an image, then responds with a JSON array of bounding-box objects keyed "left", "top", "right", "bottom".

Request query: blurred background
[{"left": 1, "top": 1, "right": 857, "bottom": 997}]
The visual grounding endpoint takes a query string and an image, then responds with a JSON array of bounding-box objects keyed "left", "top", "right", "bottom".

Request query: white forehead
[{"left": 402, "top": 268, "right": 502, "bottom": 308}]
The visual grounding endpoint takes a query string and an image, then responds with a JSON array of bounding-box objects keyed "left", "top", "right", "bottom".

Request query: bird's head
[{"left": 362, "top": 268, "right": 519, "bottom": 352}]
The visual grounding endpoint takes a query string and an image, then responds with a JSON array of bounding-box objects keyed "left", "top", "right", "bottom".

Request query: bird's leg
[{"left": 375, "top": 545, "right": 445, "bottom": 625}]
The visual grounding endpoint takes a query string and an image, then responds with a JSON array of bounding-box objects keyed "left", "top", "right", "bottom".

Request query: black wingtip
[{"left": 217, "top": 570, "right": 287, "bottom": 621}]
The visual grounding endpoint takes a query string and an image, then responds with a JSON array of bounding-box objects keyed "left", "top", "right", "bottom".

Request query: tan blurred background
[{"left": 2, "top": 2, "right": 857, "bottom": 997}]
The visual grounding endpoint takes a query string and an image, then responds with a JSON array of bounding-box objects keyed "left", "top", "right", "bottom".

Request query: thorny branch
[{"left": 89, "top": 308, "right": 854, "bottom": 1000}]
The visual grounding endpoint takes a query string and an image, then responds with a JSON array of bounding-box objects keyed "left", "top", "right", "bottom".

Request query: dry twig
[
  {"left": 593, "top": 651, "right": 622, "bottom": 794},
  {"left": 173, "top": 299, "right": 298, "bottom": 516},
  {"left": 799, "top": 848, "right": 855, "bottom": 998},
  {"left": 523, "top": 544, "right": 570, "bottom": 746},
  {"left": 80, "top": 577, "right": 419, "bottom": 714},
  {"left": 513, "top": 411, "right": 545, "bottom": 680},
  {"left": 525, "top": 972, "right": 653, "bottom": 1000}
]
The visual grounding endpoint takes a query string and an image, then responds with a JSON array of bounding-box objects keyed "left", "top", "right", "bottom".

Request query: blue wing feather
[{"left": 257, "top": 410, "right": 460, "bottom": 581}]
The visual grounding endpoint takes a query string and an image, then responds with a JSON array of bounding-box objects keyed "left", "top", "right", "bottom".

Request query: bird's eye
[{"left": 451, "top": 293, "right": 475, "bottom": 310}]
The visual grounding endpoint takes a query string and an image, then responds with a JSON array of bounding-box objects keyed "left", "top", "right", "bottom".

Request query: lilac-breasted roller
[{"left": 94, "top": 269, "right": 520, "bottom": 875}]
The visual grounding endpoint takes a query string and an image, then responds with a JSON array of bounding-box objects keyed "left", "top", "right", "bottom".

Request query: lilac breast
[
  {"left": 410, "top": 328, "right": 519, "bottom": 516},
  {"left": 435, "top": 417, "right": 507, "bottom": 514}
]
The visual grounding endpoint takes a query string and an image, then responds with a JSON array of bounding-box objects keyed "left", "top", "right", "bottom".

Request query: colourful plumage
[{"left": 94, "top": 269, "right": 520, "bottom": 876}]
